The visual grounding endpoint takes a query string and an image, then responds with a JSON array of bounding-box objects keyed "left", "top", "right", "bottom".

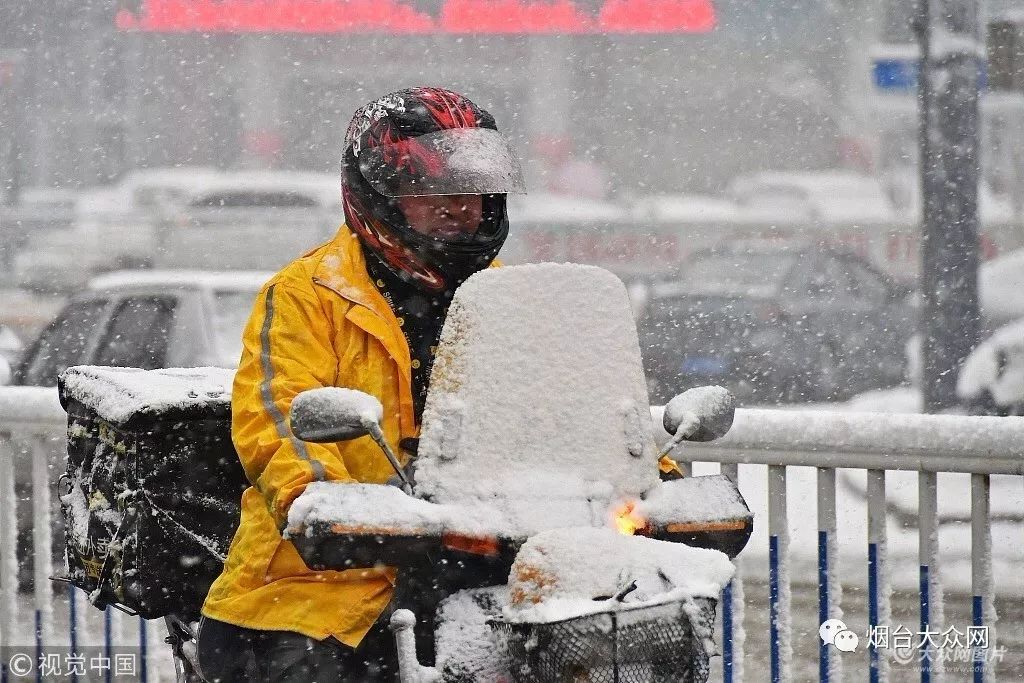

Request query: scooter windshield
[{"left": 358, "top": 127, "right": 526, "bottom": 197}]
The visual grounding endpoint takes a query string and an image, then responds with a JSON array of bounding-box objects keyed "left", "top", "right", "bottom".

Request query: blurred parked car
[
  {"left": 956, "top": 318, "right": 1024, "bottom": 416},
  {"left": 727, "top": 171, "right": 898, "bottom": 225},
  {"left": 0, "top": 324, "right": 25, "bottom": 368},
  {"left": 0, "top": 188, "right": 79, "bottom": 275},
  {"left": 978, "top": 247, "right": 1024, "bottom": 328},
  {"left": 4, "top": 269, "right": 267, "bottom": 589},
  {"left": 637, "top": 241, "right": 916, "bottom": 404},
  {"left": 894, "top": 247, "right": 1024, "bottom": 414},
  {"left": 12, "top": 169, "right": 338, "bottom": 292},
  {"left": 10, "top": 270, "right": 270, "bottom": 387},
  {"left": 153, "top": 171, "right": 341, "bottom": 271},
  {"left": 11, "top": 167, "right": 224, "bottom": 291}
]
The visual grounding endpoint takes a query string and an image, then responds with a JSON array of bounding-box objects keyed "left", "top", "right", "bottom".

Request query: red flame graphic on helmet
[{"left": 343, "top": 187, "right": 446, "bottom": 291}]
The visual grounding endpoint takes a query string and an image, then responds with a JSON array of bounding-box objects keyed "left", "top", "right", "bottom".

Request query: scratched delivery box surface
[{"left": 57, "top": 366, "right": 246, "bottom": 621}]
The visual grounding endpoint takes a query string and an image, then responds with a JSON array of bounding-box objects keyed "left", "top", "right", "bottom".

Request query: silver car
[{"left": 12, "top": 270, "right": 270, "bottom": 387}]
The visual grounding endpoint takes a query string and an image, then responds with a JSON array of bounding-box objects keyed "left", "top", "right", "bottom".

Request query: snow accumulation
[
  {"left": 637, "top": 475, "right": 748, "bottom": 528},
  {"left": 668, "top": 406, "right": 1024, "bottom": 592},
  {"left": 663, "top": 407, "right": 1024, "bottom": 468},
  {"left": 980, "top": 248, "right": 1024, "bottom": 325},
  {"left": 507, "top": 193, "right": 628, "bottom": 223},
  {"left": 290, "top": 387, "right": 383, "bottom": 433},
  {"left": 288, "top": 264, "right": 693, "bottom": 541},
  {"left": 728, "top": 171, "right": 898, "bottom": 225},
  {"left": 286, "top": 481, "right": 504, "bottom": 537},
  {"left": 630, "top": 194, "right": 741, "bottom": 223},
  {"left": 58, "top": 366, "right": 234, "bottom": 425},
  {"left": 506, "top": 528, "right": 734, "bottom": 624},
  {"left": 662, "top": 385, "right": 735, "bottom": 441},
  {"left": 86, "top": 269, "right": 272, "bottom": 293},
  {"left": 843, "top": 386, "right": 923, "bottom": 414},
  {"left": 0, "top": 385, "right": 64, "bottom": 423},
  {"left": 957, "top": 318, "right": 1024, "bottom": 405},
  {"left": 415, "top": 263, "right": 660, "bottom": 536},
  {"left": 434, "top": 587, "right": 509, "bottom": 681}
]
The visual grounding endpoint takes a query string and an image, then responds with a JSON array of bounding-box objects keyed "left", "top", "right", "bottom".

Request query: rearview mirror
[
  {"left": 663, "top": 385, "right": 736, "bottom": 442},
  {"left": 290, "top": 388, "right": 383, "bottom": 443}
]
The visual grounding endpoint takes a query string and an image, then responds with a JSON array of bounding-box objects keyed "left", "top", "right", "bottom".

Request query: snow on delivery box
[{"left": 56, "top": 366, "right": 246, "bottom": 620}]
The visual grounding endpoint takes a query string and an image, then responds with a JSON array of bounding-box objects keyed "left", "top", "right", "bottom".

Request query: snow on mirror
[
  {"left": 662, "top": 385, "right": 736, "bottom": 443},
  {"left": 289, "top": 387, "right": 383, "bottom": 443}
]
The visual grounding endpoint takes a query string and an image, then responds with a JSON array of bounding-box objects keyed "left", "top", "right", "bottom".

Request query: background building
[{"left": 2, "top": 0, "right": 855, "bottom": 196}]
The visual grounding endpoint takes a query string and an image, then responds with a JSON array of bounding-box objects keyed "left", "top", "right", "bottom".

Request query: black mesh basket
[{"left": 492, "top": 597, "right": 716, "bottom": 683}]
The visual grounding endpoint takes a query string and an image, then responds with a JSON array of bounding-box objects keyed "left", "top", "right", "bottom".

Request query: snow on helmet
[{"left": 341, "top": 87, "right": 524, "bottom": 293}]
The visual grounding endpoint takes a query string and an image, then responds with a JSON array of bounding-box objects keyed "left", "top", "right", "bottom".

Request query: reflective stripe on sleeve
[{"left": 259, "top": 284, "right": 327, "bottom": 481}]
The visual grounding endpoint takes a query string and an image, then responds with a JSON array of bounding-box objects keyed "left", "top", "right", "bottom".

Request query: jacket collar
[
  {"left": 311, "top": 225, "right": 394, "bottom": 319},
  {"left": 312, "top": 225, "right": 416, "bottom": 434}
]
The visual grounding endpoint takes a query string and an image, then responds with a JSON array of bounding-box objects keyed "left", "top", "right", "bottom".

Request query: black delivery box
[{"left": 57, "top": 366, "right": 246, "bottom": 621}]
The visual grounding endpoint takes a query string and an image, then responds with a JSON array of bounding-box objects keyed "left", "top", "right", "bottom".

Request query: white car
[
  {"left": 978, "top": 247, "right": 1024, "bottom": 327},
  {"left": 12, "top": 167, "right": 225, "bottom": 291},
  {"left": 13, "top": 169, "right": 340, "bottom": 291},
  {"left": 10, "top": 270, "right": 270, "bottom": 387},
  {"left": 726, "top": 171, "right": 899, "bottom": 225},
  {"left": 153, "top": 171, "right": 342, "bottom": 271},
  {"left": 956, "top": 318, "right": 1024, "bottom": 415}
]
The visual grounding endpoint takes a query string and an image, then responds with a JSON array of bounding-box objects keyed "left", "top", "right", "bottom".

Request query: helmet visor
[{"left": 358, "top": 127, "right": 526, "bottom": 197}]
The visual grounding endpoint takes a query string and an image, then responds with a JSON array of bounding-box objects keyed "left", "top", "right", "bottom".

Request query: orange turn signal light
[{"left": 442, "top": 532, "right": 500, "bottom": 557}]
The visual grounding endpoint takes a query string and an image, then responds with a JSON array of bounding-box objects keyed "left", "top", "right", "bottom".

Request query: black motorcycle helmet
[{"left": 341, "top": 87, "right": 525, "bottom": 293}]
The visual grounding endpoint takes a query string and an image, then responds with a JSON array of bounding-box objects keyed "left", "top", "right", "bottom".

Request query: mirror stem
[
  {"left": 656, "top": 412, "right": 700, "bottom": 459},
  {"left": 366, "top": 422, "right": 414, "bottom": 495}
]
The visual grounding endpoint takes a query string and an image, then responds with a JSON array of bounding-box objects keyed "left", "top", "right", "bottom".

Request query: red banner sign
[{"left": 114, "top": 0, "right": 715, "bottom": 33}]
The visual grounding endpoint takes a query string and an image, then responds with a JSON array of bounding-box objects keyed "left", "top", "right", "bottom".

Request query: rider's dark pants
[{"left": 196, "top": 616, "right": 399, "bottom": 682}]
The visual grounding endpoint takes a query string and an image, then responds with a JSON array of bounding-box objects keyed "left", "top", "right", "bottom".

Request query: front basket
[{"left": 491, "top": 596, "right": 717, "bottom": 683}]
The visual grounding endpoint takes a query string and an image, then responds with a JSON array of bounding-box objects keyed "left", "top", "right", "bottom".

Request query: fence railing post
[
  {"left": 721, "top": 462, "right": 744, "bottom": 683},
  {"left": 970, "top": 473, "right": 995, "bottom": 682},
  {"left": 817, "top": 467, "right": 841, "bottom": 683},
  {"left": 32, "top": 434, "right": 55, "bottom": 654},
  {"left": 768, "top": 464, "right": 790, "bottom": 682},
  {"left": 0, "top": 431, "right": 17, "bottom": 650},
  {"left": 918, "top": 470, "right": 943, "bottom": 682},
  {"left": 867, "top": 469, "right": 890, "bottom": 683}
]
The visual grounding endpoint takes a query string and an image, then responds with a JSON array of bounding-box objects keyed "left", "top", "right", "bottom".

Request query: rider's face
[{"left": 397, "top": 194, "right": 483, "bottom": 240}]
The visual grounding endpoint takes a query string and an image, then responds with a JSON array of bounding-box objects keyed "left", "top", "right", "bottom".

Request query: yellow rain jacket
[
  {"left": 202, "top": 223, "right": 677, "bottom": 644},
  {"left": 202, "top": 224, "right": 421, "bottom": 647}
]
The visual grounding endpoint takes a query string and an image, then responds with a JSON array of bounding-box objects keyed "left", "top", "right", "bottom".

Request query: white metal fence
[
  {"left": 0, "top": 387, "right": 168, "bottom": 681},
  {"left": 664, "top": 407, "right": 1024, "bottom": 683},
  {"left": 2, "top": 388, "right": 1022, "bottom": 682}
]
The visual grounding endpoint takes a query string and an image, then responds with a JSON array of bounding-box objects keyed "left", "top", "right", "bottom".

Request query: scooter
[
  {"left": 279, "top": 262, "right": 752, "bottom": 683},
  {"left": 287, "top": 382, "right": 751, "bottom": 682}
]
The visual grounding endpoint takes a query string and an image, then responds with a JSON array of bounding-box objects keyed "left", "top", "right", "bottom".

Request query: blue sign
[
  {"left": 873, "top": 55, "right": 988, "bottom": 92},
  {"left": 873, "top": 58, "right": 920, "bottom": 91}
]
